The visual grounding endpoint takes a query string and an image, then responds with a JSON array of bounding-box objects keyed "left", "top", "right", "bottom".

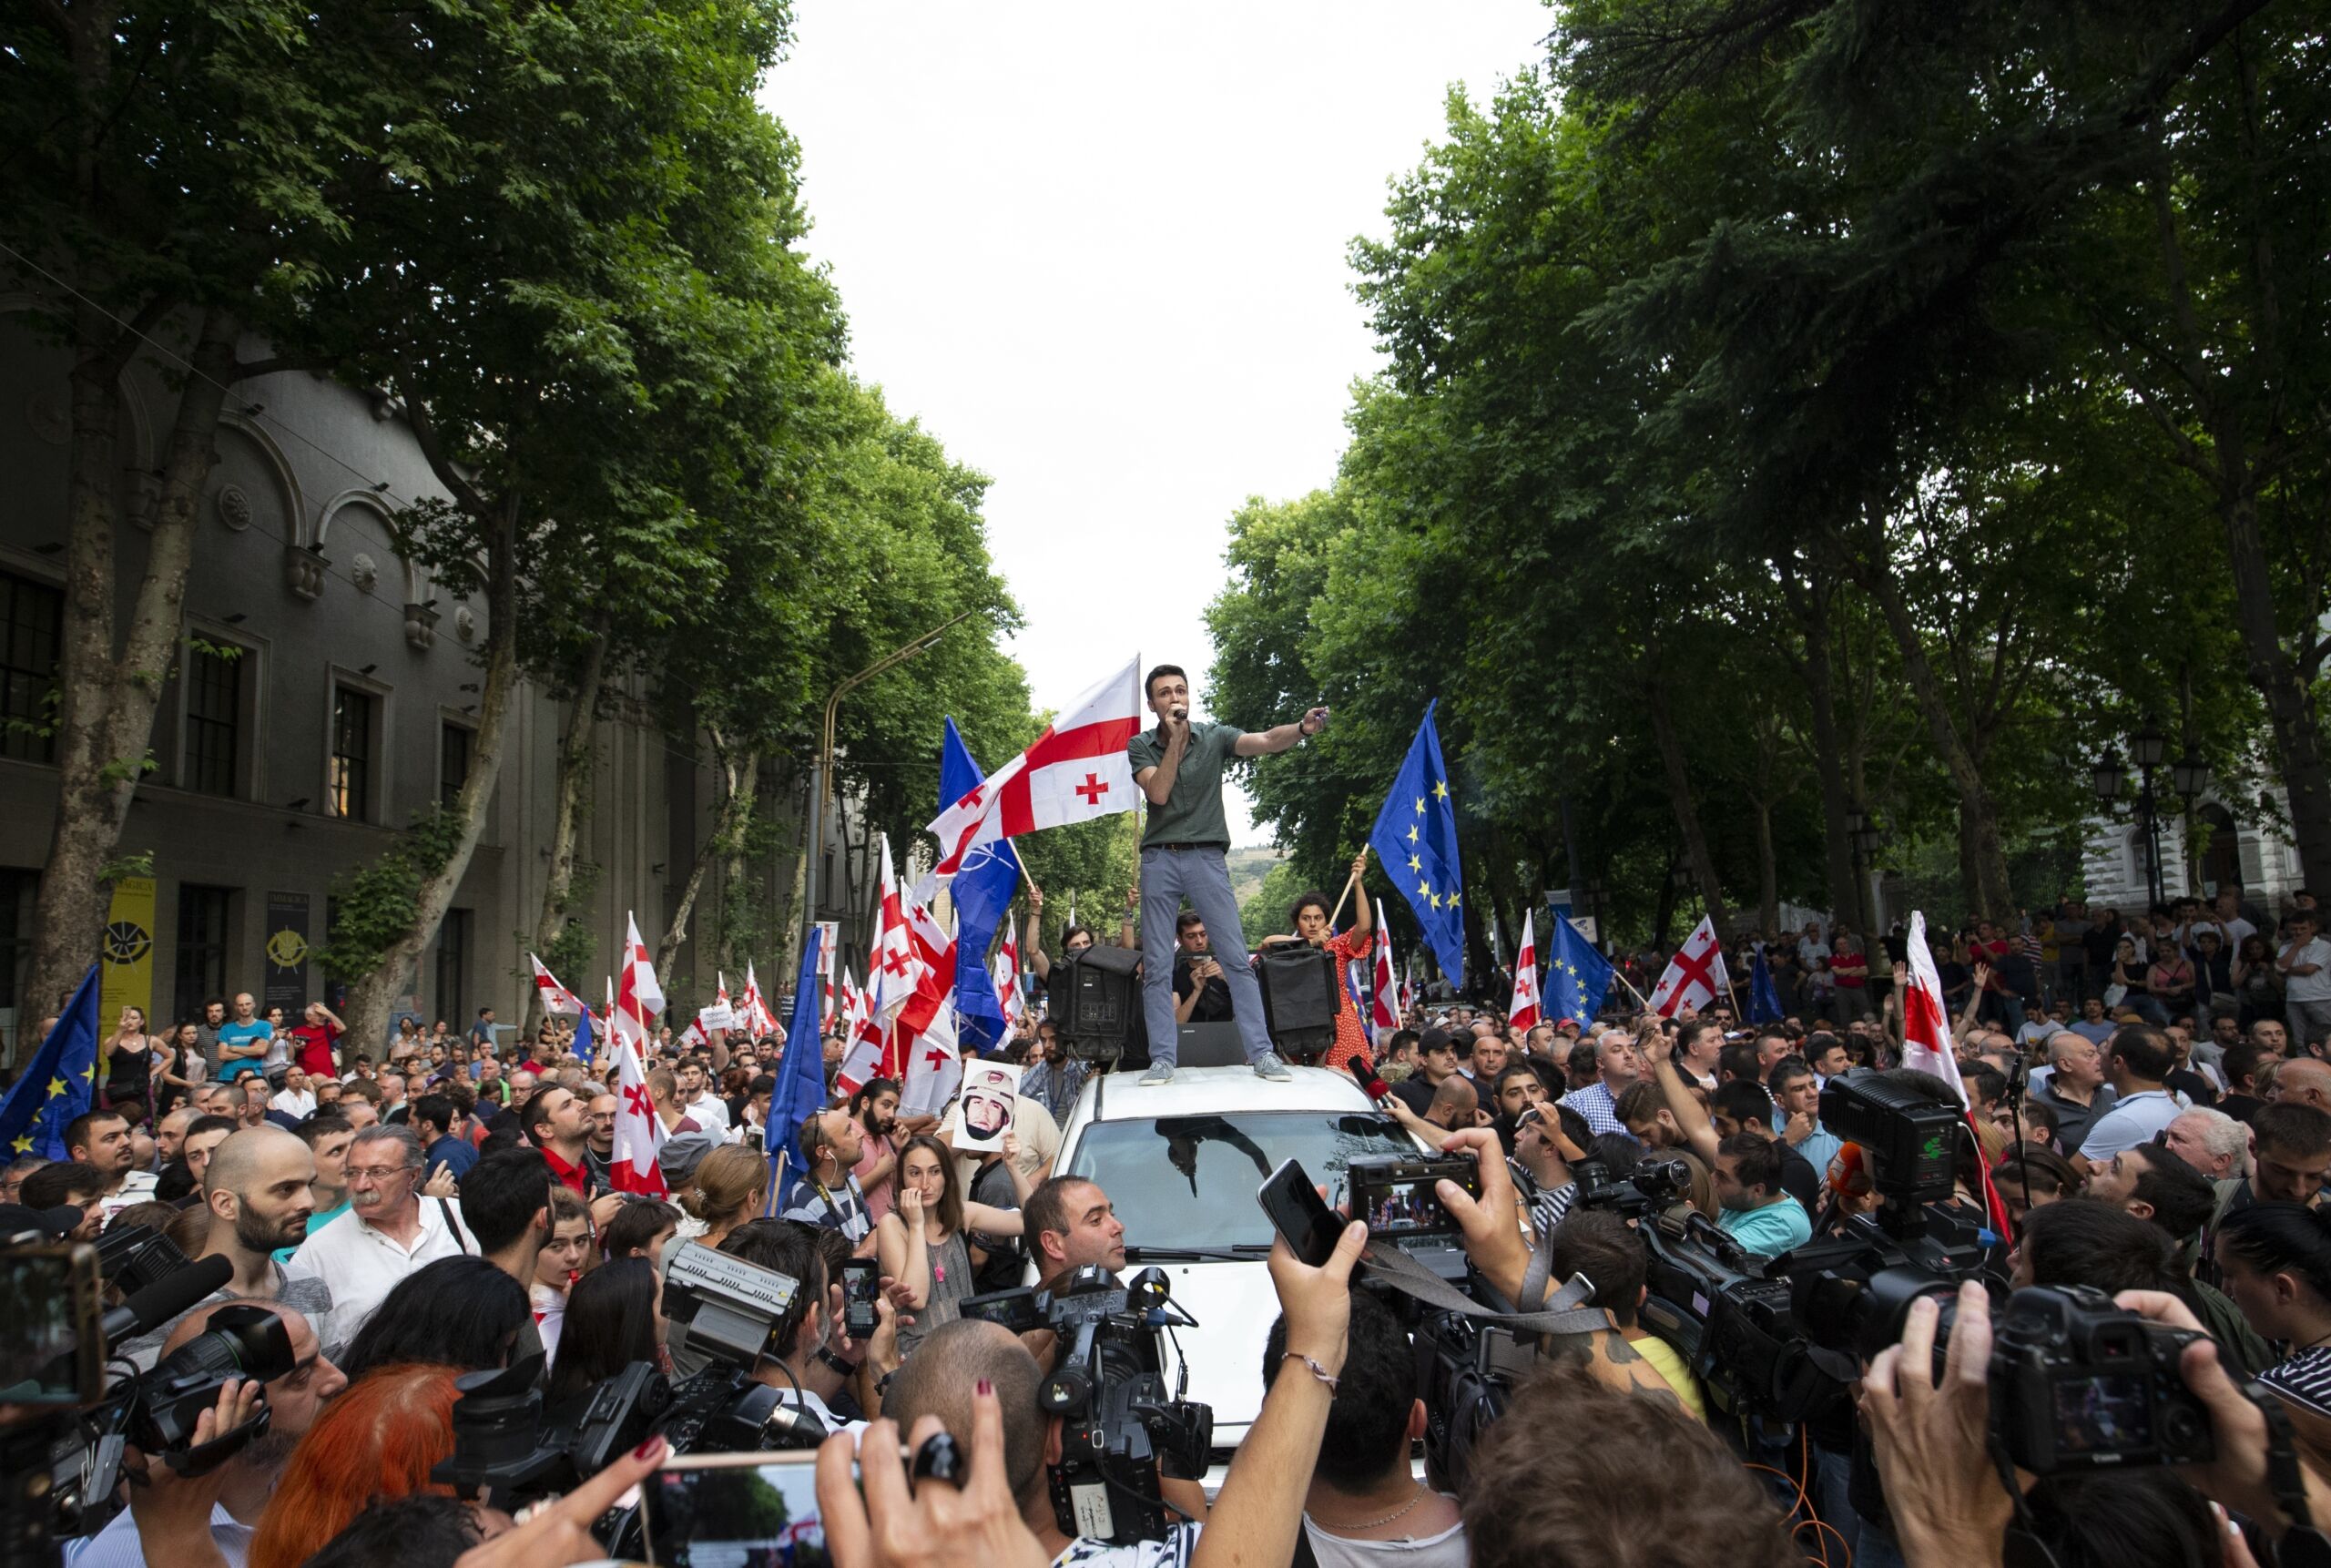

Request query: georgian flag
[
  {"left": 919, "top": 657, "right": 1143, "bottom": 895},
  {"left": 610, "top": 1033, "right": 667, "bottom": 1195},
  {"left": 872, "top": 838, "right": 933, "bottom": 1027},
  {"left": 1370, "top": 901, "right": 1400, "bottom": 1033},
  {"left": 815, "top": 921, "right": 839, "bottom": 1030},
  {"left": 1903, "top": 911, "right": 2013, "bottom": 1233},
  {"left": 530, "top": 954, "right": 586, "bottom": 1018},
  {"left": 1648, "top": 915, "right": 1729, "bottom": 1018},
  {"left": 739, "top": 961, "right": 780, "bottom": 1041},
  {"left": 1507, "top": 911, "right": 1542, "bottom": 1034},
  {"left": 613, "top": 913, "right": 663, "bottom": 1055},
  {"left": 994, "top": 930, "right": 1026, "bottom": 1029}
]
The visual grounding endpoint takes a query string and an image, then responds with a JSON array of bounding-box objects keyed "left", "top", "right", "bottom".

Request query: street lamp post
[
  {"left": 2173, "top": 742, "right": 2214, "bottom": 891},
  {"left": 800, "top": 610, "right": 975, "bottom": 942},
  {"left": 2092, "top": 721, "right": 2200, "bottom": 910}
]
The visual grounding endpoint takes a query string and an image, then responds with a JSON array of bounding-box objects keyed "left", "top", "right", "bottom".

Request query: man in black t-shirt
[{"left": 1171, "top": 910, "right": 1235, "bottom": 1024}]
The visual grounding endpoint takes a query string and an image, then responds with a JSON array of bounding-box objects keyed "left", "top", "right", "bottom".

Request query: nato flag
[
  {"left": 0, "top": 962, "right": 99, "bottom": 1163},
  {"left": 1368, "top": 701, "right": 1466, "bottom": 985}
]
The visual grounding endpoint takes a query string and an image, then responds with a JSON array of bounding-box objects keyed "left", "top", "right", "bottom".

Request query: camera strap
[
  {"left": 2246, "top": 1383, "right": 2331, "bottom": 1568},
  {"left": 1357, "top": 1237, "right": 1611, "bottom": 1341}
]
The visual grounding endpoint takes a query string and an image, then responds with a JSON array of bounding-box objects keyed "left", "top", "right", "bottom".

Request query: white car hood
[{"left": 1139, "top": 1258, "right": 1280, "bottom": 1447}]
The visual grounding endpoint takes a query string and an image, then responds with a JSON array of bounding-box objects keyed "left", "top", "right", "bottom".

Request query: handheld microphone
[
  {"left": 1347, "top": 1054, "right": 1393, "bottom": 1107},
  {"left": 1172, "top": 706, "right": 1188, "bottom": 723},
  {"left": 101, "top": 1252, "right": 232, "bottom": 1345}
]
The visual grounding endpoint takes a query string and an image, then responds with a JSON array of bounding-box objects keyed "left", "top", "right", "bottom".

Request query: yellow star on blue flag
[
  {"left": 1543, "top": 911, "right": 1613, "bottom": 1022},
  {"left": 1369, "top": 700, "right": 1466, "bottom": 984},
  {"left": 0, "top": 961, "right": 101, "bottom": 1167}
]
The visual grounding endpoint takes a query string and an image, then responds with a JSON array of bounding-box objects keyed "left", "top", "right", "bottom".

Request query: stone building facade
[{"left": 0, "top": 296, "right": 873, "bottom": 1053}]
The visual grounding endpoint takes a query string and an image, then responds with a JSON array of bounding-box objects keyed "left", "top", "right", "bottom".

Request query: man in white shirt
[
  {"left": 66, "top": 1109, "right": 158, "bottom": 1218},
  {"left": 72, "top": 1299, "right": 343, "bottom": 1568},
  {"left": 285, "top": 1124, "right": 473, "bottom": 1333},
  {"left": 2077, "top": 1027, "right": 2186, "bottom": 1170},
  {"left": 2282, "top": 911, "right": 2331, "bottom": 1053},
  {"left": 270, "top": 1066, "right": 319, "bottom": 1121},
  {"left": 1796, "top": 921, "right": 1830, "bottom": 972},
  {"left": 677, "top": 1060, "right": 730, "bottom": 1136}
]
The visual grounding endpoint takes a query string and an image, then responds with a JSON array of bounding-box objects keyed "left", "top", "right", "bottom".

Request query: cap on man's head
[{"left": 1420, "top": 1027, "right": 1458, "bottom": 1055}]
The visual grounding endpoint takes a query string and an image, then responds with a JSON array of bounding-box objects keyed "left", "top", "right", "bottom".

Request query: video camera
[
  {"left": 0, "top": 1225, "right": 290, "bottom": 1567},
  {"left": 431, "top": 1357, "right": 668, "bottom": 1506},
  {"left": 960, "top": 1264, "right": 1210, "bottom": 1544}
]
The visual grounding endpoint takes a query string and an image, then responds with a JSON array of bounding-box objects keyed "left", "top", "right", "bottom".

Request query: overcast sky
[{"left": 765, "top": 3, "right": 1553, "bottom": 843}]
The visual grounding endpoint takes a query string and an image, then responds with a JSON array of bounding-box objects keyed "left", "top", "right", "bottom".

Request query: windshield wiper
[{"left": 1123, "top": 1244, "right": 1275, "bottom": 1263}]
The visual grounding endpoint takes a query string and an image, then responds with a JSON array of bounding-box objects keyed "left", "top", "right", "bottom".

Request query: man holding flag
[{"left": 1128, "top": 663, "right": 1328, "bottom": 1085}]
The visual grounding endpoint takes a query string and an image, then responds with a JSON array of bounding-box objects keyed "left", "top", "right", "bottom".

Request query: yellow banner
[{"left": 99, "top": 876, "right": 157, "bottom": 1030}]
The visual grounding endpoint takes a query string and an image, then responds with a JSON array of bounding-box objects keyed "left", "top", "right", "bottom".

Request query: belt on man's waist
[{"left": 1148, "top": 841, "right": 1226, "bottom": 853}]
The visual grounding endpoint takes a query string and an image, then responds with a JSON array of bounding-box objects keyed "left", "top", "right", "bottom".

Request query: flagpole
[
  {"left": 764, "top": 1147, "right": 789, "bottom": 1217},
  {"left": 1326, "top": 847, "right": 1370, "bottom": 929}
]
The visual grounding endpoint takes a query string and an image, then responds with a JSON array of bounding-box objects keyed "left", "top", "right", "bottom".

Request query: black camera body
[
  {"left": 433, "top": 1356, "right": 670, "bottom": 1504},
  {"left": 1990, "top": 1286, "right": 2214, "bottom": 1474},
  {"left": 127, "top": 1303, "right": 295, "bottom": 1464},
  {"left": 963, "top": 1265, "right": 1210, "bottom": 1545}
]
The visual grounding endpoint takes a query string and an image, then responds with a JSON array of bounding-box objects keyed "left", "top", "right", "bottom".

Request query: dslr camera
[
  {"left": 1985, "top": 1284, "right": 2213, "bottom": 1473},
  {"left": 961, "top": 1264, "right": 1211, "bottom": 1544}
]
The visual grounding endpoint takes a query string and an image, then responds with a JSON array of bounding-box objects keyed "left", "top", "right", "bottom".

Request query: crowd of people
[{"left": 9, "top": 871, "right": 2331, "bottom": 1568}]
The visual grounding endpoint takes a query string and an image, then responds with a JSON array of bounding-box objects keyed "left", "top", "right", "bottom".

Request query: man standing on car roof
[{"left": 1128, "top": 663, "right": 1328, "bottom": 1087}]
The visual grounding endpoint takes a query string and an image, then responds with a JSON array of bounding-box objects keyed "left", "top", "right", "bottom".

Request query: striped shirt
[
  {"left": 2264, "top": 1345, "right": 2331, "bottom": 1420},
  {"left": 780, "top": 1173, "right": 872, "bottom": 1242}
]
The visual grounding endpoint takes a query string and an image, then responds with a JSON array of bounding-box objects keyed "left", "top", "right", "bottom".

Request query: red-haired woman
[{"left": 248, "top": 1362, "right": 463, "bottom": 1568}]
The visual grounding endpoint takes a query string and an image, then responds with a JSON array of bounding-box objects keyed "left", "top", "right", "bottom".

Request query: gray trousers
[
  {"left": 2290, "top": 998, "right": 2331, "bottom": 1054},
  {"left": 1139, "top": 844, "right": 1273, "bottom": 1066}
]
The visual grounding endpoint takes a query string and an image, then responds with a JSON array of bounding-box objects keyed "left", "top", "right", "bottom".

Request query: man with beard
[
  {"left": 73, "top": 1298, "right": 345, "bottom": 1568},
  {"left": 121, "top": 1126, "right": 336, "bottom": 1368},
  {"left": 585, "top": 1089, "right": 620, "bottom": 1187}
]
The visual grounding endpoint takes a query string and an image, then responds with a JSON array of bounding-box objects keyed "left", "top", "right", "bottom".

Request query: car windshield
[{"left": 1064, "top": 1112, "right": 1416, "bottom": 1250}]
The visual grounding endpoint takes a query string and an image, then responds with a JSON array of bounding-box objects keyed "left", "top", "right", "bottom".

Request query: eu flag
[
  {"left": 941, "top": 718, "right": 1020, "bottom": 1054},
  {"left": 0, "top": 962, "right": 99, "bottom": 1163},
  {"left": 1368, "top": 701, "right": 1466, "bottom": 984},
  {"left": 570, "top": 1005, "right": 595, "bottom": 1066},
  {"left": 1544, "top": 914, "right": 1613, "bottom": 1024},
  {"left": 1748, "top": 950, "right": 1784, "bottom": 1024},
  {"left": 766, "top": 924, "right": 827, "bottom": 1213}
]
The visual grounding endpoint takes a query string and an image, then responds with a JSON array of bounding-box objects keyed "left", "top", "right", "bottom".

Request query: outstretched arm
[{"left": 1233, "top": 708, "right": 1328, "bottom": 758}]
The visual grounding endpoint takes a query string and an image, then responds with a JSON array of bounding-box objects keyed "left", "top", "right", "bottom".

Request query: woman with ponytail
[{"left": 2215, "top": 1201, "right": 2331, "bottom": 1418}]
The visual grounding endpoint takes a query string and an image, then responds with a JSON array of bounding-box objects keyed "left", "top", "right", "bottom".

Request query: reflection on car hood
[{"left": 1145, "top": 1258, "right": 1278, "bottom": 1442}]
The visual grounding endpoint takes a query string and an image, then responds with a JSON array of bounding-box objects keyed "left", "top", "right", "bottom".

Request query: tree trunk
[
  {"left": 1753, "top": 799, "right": 1778, "bottom": 937},
  {"left": 2215, "top": 470, "right": 2331, "bottom": 896},
  {"left": 1797, "top": 582, "right": 1866, "bottom": 926},
  {"left": 339, "top": 504, "right": 523, "bottom": 1054},
  {"left": 1645, "top": 683, "right": 1734, "bottom": 937},
  {"left": 1858, "top": 553, "right": 2017, "bottom": 918},
  {"left": 24, "top": 307, "right": 239, "bottom": 1028},
  {"left": 524, "top": 639, "right": 606, "bottom": 1032},
  {"left": 658, "top": 739, "right": 758, "bottom": 982}
]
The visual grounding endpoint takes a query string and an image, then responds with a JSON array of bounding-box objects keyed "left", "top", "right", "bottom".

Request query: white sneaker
[
  {"left": 1252, "top": 1053, "right": 1292, "bottom": 1082},
  {"left": 1137, "top": 1061, "right": 1175, "bottom": 1087}
]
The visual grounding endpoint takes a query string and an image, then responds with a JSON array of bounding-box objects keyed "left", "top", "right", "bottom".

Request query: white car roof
[{"left": 1083, "top": 1063, "right": 1376, "bottom": 1121}]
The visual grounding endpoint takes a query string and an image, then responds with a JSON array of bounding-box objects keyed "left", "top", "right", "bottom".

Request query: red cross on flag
[
  {"left": 530, "top": 953, "right": 585, "bottom": 1018},
  {"left": 610, "top": 1033, "right": 667, "bottom": 1195},
  {"left": 1508, "top": 911, "right": 1542, "bottom": 1034},
  {"left": 739, "top": 961, "right": 780, "bottom": 1041},
  {"left": 1649, "top": 915, "right": 1729, "bottom": 1018},
  {"left": 899, "top": 994, "right": 962, "bottom": 1117},
  {"left": 994, "top": 930, "right": 1026, "bottom": 1029},
  {"left": 613, "top": 913, "right": 664, "bottom": 1056},
  {"left": 1400, "top": 959, "right": 1414, "bottom": 1016},
  {"left": 920, "top": 657, "right": 1142, "bottom": 895},
  {"left": 1902, "top": 911, "right": 2013, "bottom": 1233},
  {"left": 872, "top": 837, "right": 935, "bottom": 1028},
  {"left": 1370, "top": 902, "right": 1400, "bottom": 1033}
]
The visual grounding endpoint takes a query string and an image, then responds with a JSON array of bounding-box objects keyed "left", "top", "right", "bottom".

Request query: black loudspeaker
[
  {"left": 1048, "top": 945, "right": 1145, "bottom": 1063},
  {"left": 1257, "top": 944, "right": 1340, "bottom": 1062}
]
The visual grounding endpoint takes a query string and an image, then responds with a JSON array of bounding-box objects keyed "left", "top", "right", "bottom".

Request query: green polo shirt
[{"left": 1126, "top": 719, "right": 1245, "bottom": 849}]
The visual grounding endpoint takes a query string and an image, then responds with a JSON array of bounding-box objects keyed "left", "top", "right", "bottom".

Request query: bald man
[
  {"left": 2275, "top": 1056, "right": 2331, "bottom": 1115},
  {"left": 121, "top": 1128, "right": 339, "bottom": 1369},
  {"left": 77, "top": 1298, "right": 345, "bottom": 1568}
]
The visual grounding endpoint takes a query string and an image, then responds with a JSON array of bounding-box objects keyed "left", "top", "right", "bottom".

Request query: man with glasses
[{"left": 286, "top": 1124, "right": 473, "bottom": 1332}]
